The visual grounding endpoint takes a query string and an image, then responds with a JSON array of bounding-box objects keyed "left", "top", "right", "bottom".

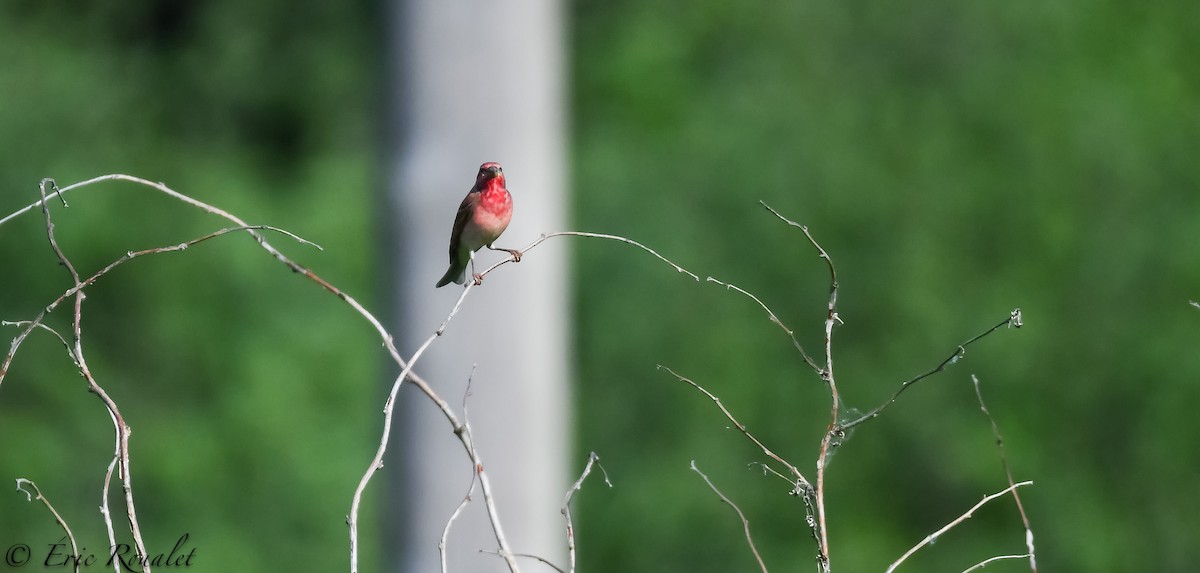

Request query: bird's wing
[{"left": 448, "top": 190, "right": 480, "bottom": 260}]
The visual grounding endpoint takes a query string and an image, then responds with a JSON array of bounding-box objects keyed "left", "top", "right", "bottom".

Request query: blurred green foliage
[{"left": 1, "top": 0, "right": 1198, "bottom": 572}]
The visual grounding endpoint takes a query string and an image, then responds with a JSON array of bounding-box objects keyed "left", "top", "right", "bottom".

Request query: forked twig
[
  {"left": 886, "top": 481, "right": 1033, "bottom": 573},
  {"left": 562, "top": 452, "right": 612, "bottom": 573}
]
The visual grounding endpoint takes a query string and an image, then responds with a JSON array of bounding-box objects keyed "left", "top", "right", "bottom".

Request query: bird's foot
[
  {"left": 472, "top": 273, "right": 485, "bottom": 286},
  {"left": 489, "top": 245, "right": 522, "bottom": 262}
]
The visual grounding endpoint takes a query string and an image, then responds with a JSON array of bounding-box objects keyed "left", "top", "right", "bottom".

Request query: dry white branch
[
  {"left": 961, "top": 553, "right": 1033, "bottom": 572},
  {"left": 886, "top": 481, "right": 1033, "bottom": 573},
  {"left": 562, "top": 452, "right": 611, "bottom": 573},
  {"left": 475, "top": 231, "right": 699, "bottom": 283},
  {"left": 439, "top": 472, "right": 478, "bottom": 573},
  {"left": 100, "top": 457, "right": 121, "bottom": 573},
  {"left": 480, "top": 550, "right": 565, "bottom": 573}
]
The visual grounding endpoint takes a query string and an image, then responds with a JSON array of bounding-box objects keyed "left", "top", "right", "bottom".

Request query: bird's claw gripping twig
[{"left": 489, "top": 245, "right": 522, "bottom": 263}]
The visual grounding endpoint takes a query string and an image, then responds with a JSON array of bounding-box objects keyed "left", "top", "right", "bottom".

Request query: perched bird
[{"left": 435, "top": 162, "right": 522, "bottom": 287}]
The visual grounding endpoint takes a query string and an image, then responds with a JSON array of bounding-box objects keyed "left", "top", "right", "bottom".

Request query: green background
[{"left": 2, "top": 1, "right": 1198, "bottom": 571}]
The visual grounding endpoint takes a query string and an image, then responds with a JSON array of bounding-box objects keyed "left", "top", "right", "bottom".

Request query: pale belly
[{"left": 461, "top": 203, "right": 512, "bottom": 251}]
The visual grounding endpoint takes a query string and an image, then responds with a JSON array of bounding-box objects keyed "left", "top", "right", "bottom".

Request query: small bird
[{"left": 435, "top": 162, "right": 522, "bottom": 287}]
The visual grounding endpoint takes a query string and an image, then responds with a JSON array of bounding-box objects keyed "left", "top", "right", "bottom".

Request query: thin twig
[
  {"left": 100, "top": 456, "right": 121, "bottom": 573},
  {"left": 885, "top": 481, "right": 1033, "bottom": 573},
  {"left": 480, "top": 550, "right": 566, "bottom": 573},
  {"left": 439, "top": 368, "right": 483, "bottom": 573},
  {"left": 690, "top": 461, "right": 769, "bottom": 573},
  {"left": 1190, "top": 300, "right": 1199, "bottom": 310},
  {"left": 475, "top": 231, "right": 700, "bottom": 283},
  {"left": 562, "top": 452, "right": 612, "bottom": 573},
  {"left": 439, "top": 472, "right": 479, "bottom": 573},
  {"left": 972, "top": 375, "right": 1037, "bottom": 572},
  {"left": 961, "top": 553, "right": 1033, "bottom": 572},
  {"left": 705, "top": 276, "right": 820, "bottom": 372},
  {"left": 761, "top": 201, "right": 837, "bottom": 572},
  {"left": 16, "top": 478, "right": 80, "bottom": 573},
  {"left": 839, "top": 308, "right": 1023, "bottom": 432}
]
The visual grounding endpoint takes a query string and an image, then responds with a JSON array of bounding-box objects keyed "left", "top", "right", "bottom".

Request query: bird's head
[{"left": 476, "top": 162, "right": 504, "bottom": 186}]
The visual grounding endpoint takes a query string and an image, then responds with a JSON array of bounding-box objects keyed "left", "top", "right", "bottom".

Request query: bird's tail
[{"left": 435, "top": 262, "right": 467, "bottom": 288}]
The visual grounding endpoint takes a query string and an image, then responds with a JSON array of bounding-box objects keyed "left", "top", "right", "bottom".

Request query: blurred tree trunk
[{"left": 383, "top": 0, "right": 569, "bottom": 571}]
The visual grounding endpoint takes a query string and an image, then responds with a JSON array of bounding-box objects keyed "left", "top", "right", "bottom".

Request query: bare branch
[
  {"left": 961, "top": 553, "right": 1033, "bottom": 572},
  {"left": 839, "top": 308, "right": 1023, "bottom": 432},
  {"left": 690, "top": 461, "right": 768, "bottom": 573},
  {"left": 886, "top": 481, "right": 1033, "bottom": 573},
  {"left": 562, "top": 452, "right": 612, "bottom": 573},
  {"left": 16, "top": 478, "right": 80, "bottom": 573},
  {"left": 100, "top": 457, "right": 121, "bottom": 573},
  {"left": 475, "top": 231, "right": 700, "bottom": 283},
  {"left": 481, "top": 551, "right": 566, "bottom": 573},
  {"left": 972, "top": 375, "right": 1037, "bottom": 572},
  {"left": 438, "top": 368, "right": 484, "bottom": 573},
  {"left": 439, "top": 472, "right": 478, "bottom": 573}
]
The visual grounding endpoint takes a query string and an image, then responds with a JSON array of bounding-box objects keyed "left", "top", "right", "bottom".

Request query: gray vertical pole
[{"left": 384, "top": 0, "right": 569, "bottom": 572}]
